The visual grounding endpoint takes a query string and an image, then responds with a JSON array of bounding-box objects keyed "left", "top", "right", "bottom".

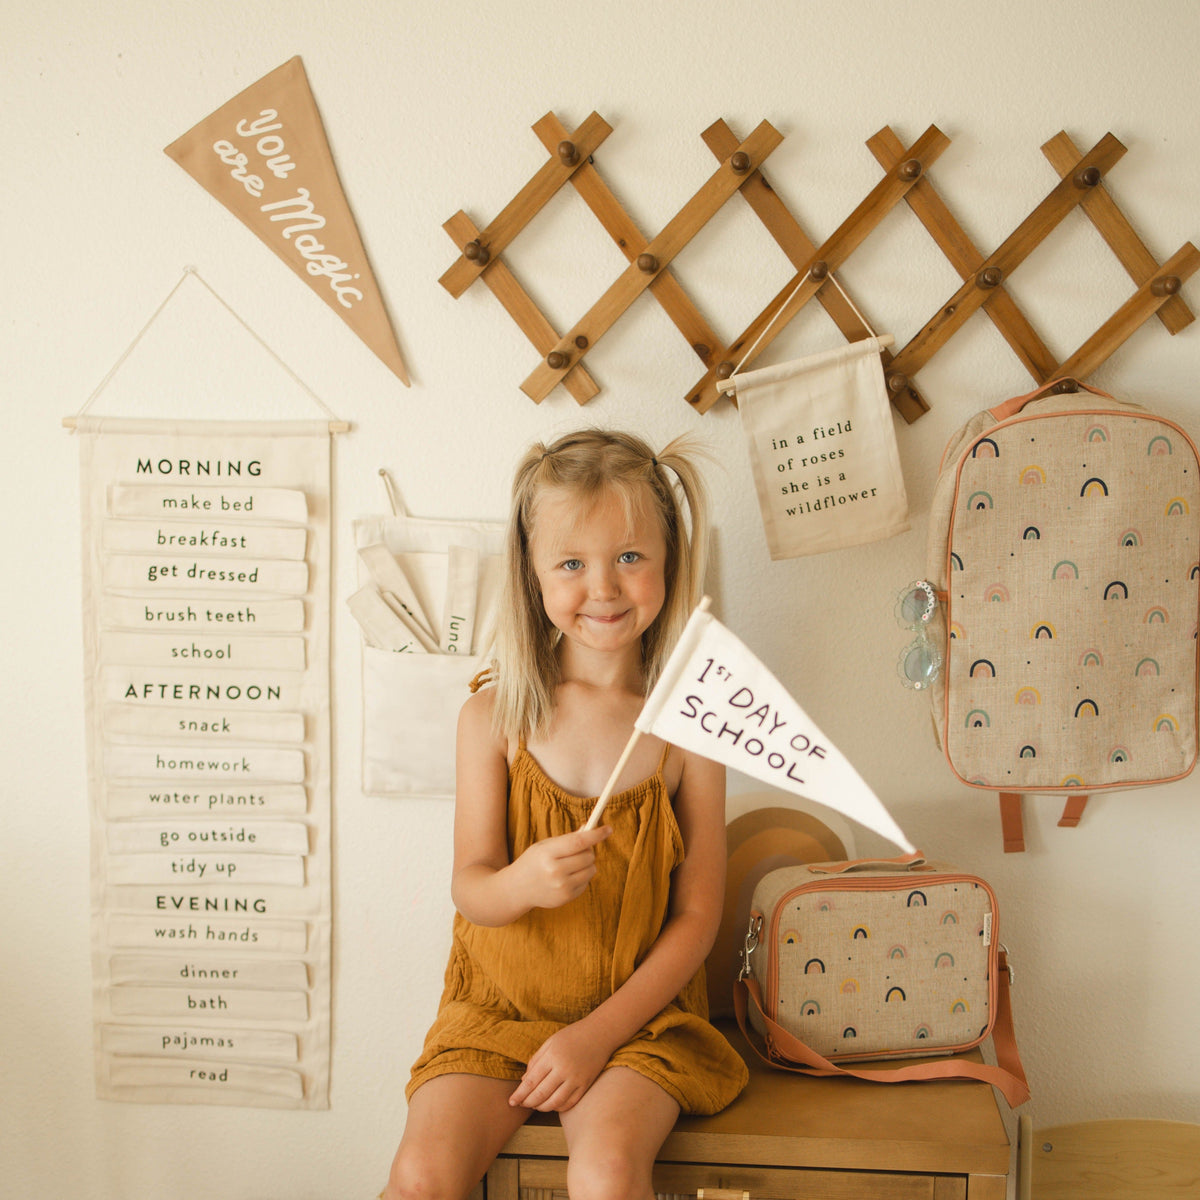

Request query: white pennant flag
[{"left": 587, "top": 599, "right": 912, "bottom": 852}]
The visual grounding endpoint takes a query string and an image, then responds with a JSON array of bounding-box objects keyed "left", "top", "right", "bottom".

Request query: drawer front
[{"left": 505, "top": 1154, "right": 954, "bottom": 1199}]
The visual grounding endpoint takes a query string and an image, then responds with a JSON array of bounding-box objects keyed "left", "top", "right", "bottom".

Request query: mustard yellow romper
[{"left": 407, "top": 741, "right": 748, "bottom": 1115}]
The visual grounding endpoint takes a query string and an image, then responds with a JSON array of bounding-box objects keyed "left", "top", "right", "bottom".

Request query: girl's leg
[
  {"left": 558, "top": 1066, "right": 680, "bottom": 1200},
  {"left": 382, "top": 1073, "right": 530, "bottom": 1200}
]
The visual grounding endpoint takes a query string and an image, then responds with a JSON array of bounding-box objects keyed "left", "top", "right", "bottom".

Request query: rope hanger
[{"left": 63, "top": 267, "right": 350, "bottom": 431}]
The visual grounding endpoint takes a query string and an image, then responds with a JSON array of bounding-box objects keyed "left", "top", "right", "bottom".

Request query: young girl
[{"left": 382, "top": 430, "right": 748, "bottom": 1200}]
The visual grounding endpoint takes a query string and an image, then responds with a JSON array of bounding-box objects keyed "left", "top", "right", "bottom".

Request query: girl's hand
[
  {"left": 512, "top": 826, "right": 610, "bottom": 911},
  {"left": 509, "top": 1022, "right": 611, "bottom": 1112}
]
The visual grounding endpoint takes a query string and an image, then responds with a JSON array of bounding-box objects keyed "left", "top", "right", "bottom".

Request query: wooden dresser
[{"left": 483, "top": 1019, "right": 1011, "bottom": 1200}]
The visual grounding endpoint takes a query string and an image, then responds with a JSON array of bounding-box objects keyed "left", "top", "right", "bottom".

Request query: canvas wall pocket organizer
[
  {"left": 733, "top": 855, "right": 1029, "bottom": 1108},
  {"left": 925, "top": 378, "right": 1200, "bottom": 852},
  {"left": 351, "top": 485, "right": 504, "bottom": 798}
]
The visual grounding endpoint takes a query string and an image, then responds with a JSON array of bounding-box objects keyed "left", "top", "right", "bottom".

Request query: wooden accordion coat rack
[{"left": 440, "top": 114, "right": 1198, "bottom": 417}]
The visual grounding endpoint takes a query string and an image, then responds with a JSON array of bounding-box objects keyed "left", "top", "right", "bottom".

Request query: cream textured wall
[{"left": 3, "top": 1, "right": 1198, "bottom": 1196}]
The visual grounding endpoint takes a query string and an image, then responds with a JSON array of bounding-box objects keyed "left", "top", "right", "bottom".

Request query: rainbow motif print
[{"left": 757, "top": 868, "right": 997, "bottom": 1061}]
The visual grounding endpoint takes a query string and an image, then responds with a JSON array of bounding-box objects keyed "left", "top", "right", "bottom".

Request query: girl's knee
[
  {"left": 384, "top": 1143, "right": 469, "bottom": 1200},
  {"left": 566, "top": 1145, "right": 653, "bottom": 1200}
]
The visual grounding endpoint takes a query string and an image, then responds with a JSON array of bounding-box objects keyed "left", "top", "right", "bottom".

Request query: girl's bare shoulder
[
  {"left": 458, "top": 685, "right": 506, "bottom": 748},
  {"left": 670, "top": 745, "right": 724, "bottom": 806}
]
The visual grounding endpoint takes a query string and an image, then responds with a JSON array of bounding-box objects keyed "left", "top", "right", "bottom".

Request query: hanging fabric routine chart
[
  {"left": 75, "top": 416, "right": 333, "bottom": 1108},
  {"left": 64, "top": 266, "right": 343, "bottom": 1119}
]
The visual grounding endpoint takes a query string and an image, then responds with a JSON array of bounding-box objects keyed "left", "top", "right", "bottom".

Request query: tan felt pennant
[{"left": 165, "top": 56, "right": 409, "bottom": 384}]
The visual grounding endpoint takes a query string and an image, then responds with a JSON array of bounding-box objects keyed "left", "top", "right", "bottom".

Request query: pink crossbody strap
[{"left": 734, "top": 950, "right": 1030, "bottom": 1107}]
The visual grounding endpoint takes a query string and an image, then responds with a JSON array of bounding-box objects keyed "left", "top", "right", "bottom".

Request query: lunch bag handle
[{"left": 806, "top": 851, "right": 928, "bottom": 875}]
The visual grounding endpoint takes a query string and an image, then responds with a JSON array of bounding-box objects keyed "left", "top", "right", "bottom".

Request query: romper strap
[
  {"left": 468, "top": 666, "right": 495, "bottom": 693},
  {"left": 656, "top": 739, "right": 672, "bottom": 774}
]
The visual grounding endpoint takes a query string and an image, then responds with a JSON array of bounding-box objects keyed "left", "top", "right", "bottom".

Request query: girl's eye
[
  {"left": 618, "top": 551, "right": 641, "bottom": 564},
  {"left": 562, "top": 558, "right": 584, "bottom": 571}
]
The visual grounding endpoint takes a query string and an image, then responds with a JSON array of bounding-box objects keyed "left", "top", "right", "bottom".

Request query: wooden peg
[
  {"left": 558, "top": 140, "right": 579, "bottom": 166},
  {"left": 1055, "top": 378, "right": 1080, "bottom": 393},
  {"left": 637, "top": 253, "right": 659, "bottom": 273},
  {"left": 463, "top": 240, "right": 489, "bottom": 265},
  {"left": 899, "top": 159, "right": 923, "bottom": 180},
  {"left": 574, "top": 334, "right": 589, "bottom": 348},
  {"left": 809, "top": 260, "right": 829, "bottom": 280},
  {"left": 1074, "top": 165, "right": 1102, "bottom": 188},
  {"left": 546, "top": 350, "right": 570, "bottom": 369},
  {"left": 715, "top": 361, "right": 734, "bottom": 379},
  {"left": 1151, "top": 275, "right": 1182, "bottom": 297},
  {"left": 730, "top": 150, "right": 751, "bottom": 174},
  {"left": 977, "top": 266, "right": 1003, "bottom": 288},
  {"left": 887, "top": 372, "right": 909, "bottom": 393}
]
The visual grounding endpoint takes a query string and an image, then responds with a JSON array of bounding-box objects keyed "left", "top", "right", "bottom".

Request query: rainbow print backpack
[{"left": 925, "top": 378, "right": 1200, "bottom": 851}]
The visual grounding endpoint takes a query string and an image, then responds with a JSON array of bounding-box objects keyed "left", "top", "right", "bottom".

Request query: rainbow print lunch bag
[
  {"left": 733, "top": 854, "right": 1029, "bottom": 1106},
  {"left": 925, "top": 378, "right": 1200, "bottom": 851}
]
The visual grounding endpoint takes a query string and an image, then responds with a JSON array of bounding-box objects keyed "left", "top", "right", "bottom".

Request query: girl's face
[{"left": 528, "top": 484, "right": 667, "bottom": 657}]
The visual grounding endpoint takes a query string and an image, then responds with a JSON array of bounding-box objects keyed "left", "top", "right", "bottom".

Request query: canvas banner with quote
[
  {"left": 731, "top": 337, "right": 910, "bottom": 560},
  {"left": 76, "top": 417, "right": 332, "bottom": 1108},
  {"left": 165, "top": 56, "right": 410, "bottom": 385}
]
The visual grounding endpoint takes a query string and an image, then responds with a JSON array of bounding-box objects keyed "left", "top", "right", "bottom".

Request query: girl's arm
[
  {"left": 451, "top": 690, "right": 610, "bottom": 928},
  {"left": 510, "top": 747, "right": 726, "bottom": 1110}
]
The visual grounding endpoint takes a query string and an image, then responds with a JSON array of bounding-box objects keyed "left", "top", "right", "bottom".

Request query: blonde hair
[{"left": 490, "top": 429, "right": 710, "bottom": 742}]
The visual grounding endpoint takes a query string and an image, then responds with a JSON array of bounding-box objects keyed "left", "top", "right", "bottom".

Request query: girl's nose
[{"left": 588, "top": 566, "right": 619, "bottom": 598}]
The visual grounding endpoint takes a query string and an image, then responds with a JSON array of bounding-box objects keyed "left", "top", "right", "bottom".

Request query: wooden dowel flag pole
[
  {"left": 584, "top": 596, "right": 913, "bottom": 852},
  {"left": 583, "top": 730, "right": 643, "bottom": 831}
]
